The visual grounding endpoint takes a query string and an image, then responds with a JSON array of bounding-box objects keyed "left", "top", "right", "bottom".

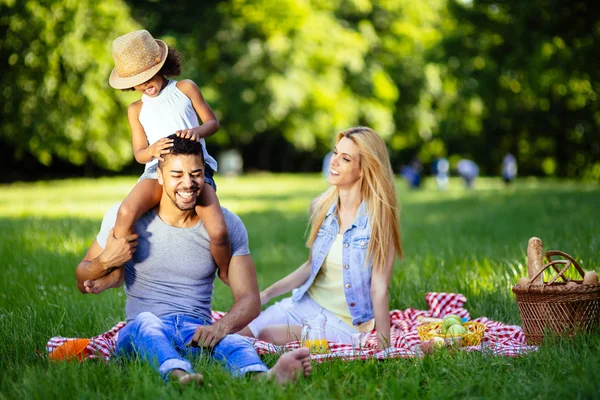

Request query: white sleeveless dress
[{"left": 137, "top": 80, "right": 217, "bottom": 180}]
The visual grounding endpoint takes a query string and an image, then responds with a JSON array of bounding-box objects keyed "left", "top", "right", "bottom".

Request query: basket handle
[
  {"left": 527, "top": 259, "right": 571, "bottom": 284},
  {"left": 545, "top": 250, "right": 586, "bottom": 279}
]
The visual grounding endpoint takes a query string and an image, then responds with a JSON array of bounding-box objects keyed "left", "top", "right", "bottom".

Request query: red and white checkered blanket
[{"left": 46, "top": 292, "right": 536, "bottom": 361}]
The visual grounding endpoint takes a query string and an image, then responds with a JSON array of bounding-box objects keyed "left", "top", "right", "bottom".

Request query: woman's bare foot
[
  {"left": 267, "top": 348, "right": 311, "bottom": 384},
  {"left": 170, "top": 369, "right": 204, "bottom": 386}
]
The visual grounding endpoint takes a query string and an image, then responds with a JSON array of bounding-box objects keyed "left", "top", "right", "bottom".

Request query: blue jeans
[{"left": 116, "top": 312, "right": 267, "bottom": 381}]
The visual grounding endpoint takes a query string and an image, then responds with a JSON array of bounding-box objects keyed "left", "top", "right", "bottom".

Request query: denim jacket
[{"left": 292, "top": 201, "right": 373, "bottom": 326}]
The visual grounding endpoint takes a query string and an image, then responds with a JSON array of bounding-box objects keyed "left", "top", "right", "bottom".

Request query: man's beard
[{"left": 165, "top": 186, "right": 199, "bottom": 211}]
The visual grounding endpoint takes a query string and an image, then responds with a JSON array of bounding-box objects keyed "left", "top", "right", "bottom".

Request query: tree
[
  {"left": 1, "top": 0, "right": 139, "bottom": 170},
  {"left": 429, "top": 0, "right": 600, "bottom": 178},
  {"left": 125, "top": 0, "right": 446, "bottom": 170}
]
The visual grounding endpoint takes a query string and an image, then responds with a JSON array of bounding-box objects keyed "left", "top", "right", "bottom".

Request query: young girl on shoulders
[
  {"left": 239, "top": 127, "right": 402, "bottom": 349},
  {"left": 95, "top": 30, "right": 230, "bottom": 289}
]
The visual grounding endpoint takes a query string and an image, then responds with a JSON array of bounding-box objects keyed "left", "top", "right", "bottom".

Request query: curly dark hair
[
  {"left": 159, "top": 46, "right": 183, "bottom": 77},
  {"left": 121, "top": 46, "right": 183, "bottom": 91},
  {"left": 158, "top": 134, "right": 204, "bottom": 169}
]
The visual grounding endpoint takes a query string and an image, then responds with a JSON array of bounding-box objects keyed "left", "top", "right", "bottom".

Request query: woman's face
[{"left": 328, "top": 136, "right": 362, "bottom": 188}]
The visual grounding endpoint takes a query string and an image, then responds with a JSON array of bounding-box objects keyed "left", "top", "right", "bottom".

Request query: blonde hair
[{"left": 308, "top": 127, "right": 403, "bottom": 271}]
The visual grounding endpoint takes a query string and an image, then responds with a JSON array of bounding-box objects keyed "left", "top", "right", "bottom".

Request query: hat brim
[{"left": 108, "top": 39, "right": 169, "bottom": 89}]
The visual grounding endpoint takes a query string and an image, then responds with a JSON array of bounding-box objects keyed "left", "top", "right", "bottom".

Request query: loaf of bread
[{"left": 527, "top": 237, "right": 544, "bottom": 285}]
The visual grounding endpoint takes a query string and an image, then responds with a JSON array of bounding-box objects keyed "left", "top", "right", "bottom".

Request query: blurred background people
[
  {"left": 400, "top": 156, "right": 422, "bottom": 189},
  {"left": 457, "top": 159, "right": 479, "bottom": 189},
  {"left": 502, "top": 154, "right": 517, "bottom": 184},
  {"left": 432, "top": 157, "right": 450, "bottom": 191}
]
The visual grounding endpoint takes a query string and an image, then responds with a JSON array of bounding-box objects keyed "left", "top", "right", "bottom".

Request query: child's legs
[
  {"left": 114, "top": 178, "right": 162, "bottom": 238},
  {"left": 196, "top": 182, "right": 231, "bottom": 279}
]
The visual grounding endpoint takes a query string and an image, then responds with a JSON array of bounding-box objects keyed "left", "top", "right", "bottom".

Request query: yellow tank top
[{"left": 308, "top": 234, "right": 375, "bottom": 332}]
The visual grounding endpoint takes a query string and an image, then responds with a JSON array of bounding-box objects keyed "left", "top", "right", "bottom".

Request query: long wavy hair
[{"left": 307, "top": 127, "right": 403, "bottom": 271}]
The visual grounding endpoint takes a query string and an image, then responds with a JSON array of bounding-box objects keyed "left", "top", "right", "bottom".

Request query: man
[{"left": 76, "top": 135, "right": 310, "bottom": 385}]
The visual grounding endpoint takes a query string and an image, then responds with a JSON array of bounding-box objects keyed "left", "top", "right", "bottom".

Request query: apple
[
  {"left": 444, "top": 314, "right": 463, "bottom": 321},
  {"left": 447, "top": 324, "right": 468, "bottom": 336},
  {"left": 441, "top": 317, "right": 462, "bottom": 334}
]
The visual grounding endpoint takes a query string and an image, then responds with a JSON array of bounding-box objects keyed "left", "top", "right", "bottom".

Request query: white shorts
[{"left": 247, "top": 293, "right": 360, "bottom": 344}]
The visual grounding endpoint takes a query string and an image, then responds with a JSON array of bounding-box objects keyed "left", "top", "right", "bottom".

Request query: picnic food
[
  {"left": 418, "top": 320, "right": 486, "bottom": 347},
  {"left": 527, "top": 237, "right": 544, "bottom": 285},
  {"left": 441, "top": 316, "right": 462, "bottom": 334},
  {"left": 432, "top": 336, "right": 446, "bottom": 349},
  {"left": 302, "top": 339, "right": 330, "bottom": 354},
  {"left": 447, "top": 324, "right": 468, "bottom": 336},
  {"left": 513, "top": 248, "right": 600, "bottom": 345},
  {"left": 517, "top": 277, "right": 530, "bottom": 287},
  {"left": 583, "top": 271, "right": 599, "bottom": 285}
]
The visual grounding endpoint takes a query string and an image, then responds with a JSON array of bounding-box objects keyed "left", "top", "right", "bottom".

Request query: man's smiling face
[{"left": 157, "top": 154, "right": 205, "bottom": 211}]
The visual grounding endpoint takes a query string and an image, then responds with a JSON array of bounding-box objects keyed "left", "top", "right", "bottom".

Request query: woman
[{"left": 239, "top": 127, "right": 402, "bottom": 350}]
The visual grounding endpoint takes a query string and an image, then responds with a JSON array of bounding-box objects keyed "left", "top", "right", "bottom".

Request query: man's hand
[
  {"left": 98, "top": 229, "right": 139, "bottom": 271},
  {"left": 187, "top": 323, "right": 229, "bottom": 349}
]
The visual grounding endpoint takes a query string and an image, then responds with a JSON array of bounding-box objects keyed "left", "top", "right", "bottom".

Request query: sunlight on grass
[{"left": 0, "top": 175, "right": 599, "bottom": 399}]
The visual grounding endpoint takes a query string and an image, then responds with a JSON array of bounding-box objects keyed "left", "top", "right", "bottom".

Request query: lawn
[{"left": 0, "top": 175, "right": 599, "bottom": 399}]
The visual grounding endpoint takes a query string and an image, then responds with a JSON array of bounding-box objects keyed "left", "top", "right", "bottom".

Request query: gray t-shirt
[{"left": 96, "top": 203, "right": 250, "bottom": 323}]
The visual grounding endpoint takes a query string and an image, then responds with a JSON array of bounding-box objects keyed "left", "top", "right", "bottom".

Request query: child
[{"left": 99, "top": 30, "right": 230, "bottom": 289}]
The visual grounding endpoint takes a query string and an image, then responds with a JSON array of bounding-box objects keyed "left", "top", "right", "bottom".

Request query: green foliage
[
  {"left": 126, "top": 0, "right": 446, "bottom": 162},
  {"left": 0, "top": 0, "right": 139, "bottom": 170},
  {"left": 1, "top": 0, "right": 599, "bottom": 178},
  {"left": 429, "top": 0, "right": 600, "bottom": 178},
  {"left": 1, "top": 175, "right": 600, "bottom": 398}
]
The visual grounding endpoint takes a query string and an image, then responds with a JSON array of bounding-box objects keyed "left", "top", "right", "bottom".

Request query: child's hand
[
  {"left": 148, "top": 138, "right": 173, "bottom": 161},
  {"left": 176, "top": 129, "right": 201, "bottom": 142}
]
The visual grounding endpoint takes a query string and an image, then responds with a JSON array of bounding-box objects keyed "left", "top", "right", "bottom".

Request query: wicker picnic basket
[{"left": 512, "top": 250, "right": 600, "bottom": 345}]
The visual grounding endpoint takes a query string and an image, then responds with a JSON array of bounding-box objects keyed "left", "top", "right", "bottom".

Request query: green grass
[{"left": 0, "top": 175, "right": 599, "bottom": 399}]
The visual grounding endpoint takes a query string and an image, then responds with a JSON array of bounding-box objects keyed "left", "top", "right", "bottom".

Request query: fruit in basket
[
  {"left": 445, "top": 314, "right": 462, "bottom": 321},
  {"left": 447, "top": 324, "right": 468, "bottom": 336},
  {"left": 432, "top": 337, "right": 446, "bottom": 349},
  {"left": 441, "top": 316, "right": 462, "bottom": 334}
]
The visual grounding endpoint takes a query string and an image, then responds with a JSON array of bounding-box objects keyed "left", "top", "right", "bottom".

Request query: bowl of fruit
[{"left": 417, "top": 315, "right": 486, "bottom": 347}]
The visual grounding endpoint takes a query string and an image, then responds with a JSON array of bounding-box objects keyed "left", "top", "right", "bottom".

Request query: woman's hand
[
  {"left": 148, "top": 138, "right": 173, "bottom": 161},
  {"left": 259, "top": 290, "right": 270, "bottom": 305}
]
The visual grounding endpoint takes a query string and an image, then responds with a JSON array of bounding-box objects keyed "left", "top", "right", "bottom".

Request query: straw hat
[{"left": 109, "top": 30, "right": 169, "bottom": 89}]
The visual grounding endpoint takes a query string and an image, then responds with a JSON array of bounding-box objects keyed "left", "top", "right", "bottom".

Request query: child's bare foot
[
  {"left": 267, "top": 348, "right": 311, "bottom": 384},
  {"left": 170, "top": 369, "right": 204, "bottom": 386},
  {"left": 83, "top": 268, "right": 124, "bottom": 294}
]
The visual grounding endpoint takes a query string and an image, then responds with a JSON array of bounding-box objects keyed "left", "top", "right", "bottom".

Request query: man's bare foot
[
  {"left": 169, "top": 369, "right": 204, "bottom": 386},
  {"left": 267, "top": 347, "right": 311, "bottom": 384}
]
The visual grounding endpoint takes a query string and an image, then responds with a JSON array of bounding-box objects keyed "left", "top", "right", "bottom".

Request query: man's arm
[
  {"left": 75, "top": 229, "right": 138, "bottom": 294},
  {"left": 188, "top": 254, "right": 260, "bottom": 347}
]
